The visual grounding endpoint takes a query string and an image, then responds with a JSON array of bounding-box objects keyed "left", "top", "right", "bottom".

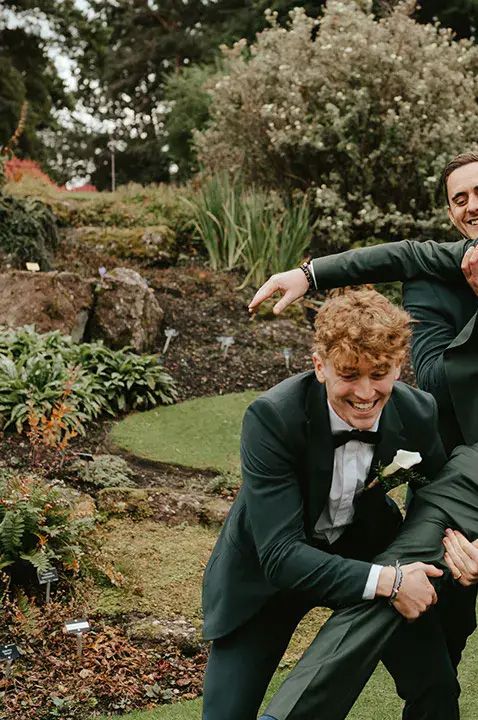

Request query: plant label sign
[
  {"left": 65, "top": 620, "right": 90, "bottom": 634},
  {"left": 0, "top": 644, "right": 20, "bottom": 662},
  {"left": 37, "top": 568, "right": 59, "bottom": 585},
  {"left": 65, "top": 620, "right": 90, "bottom": 660},
  {"left": 77, "top": 452, "right": 94, "bottom": 462}
]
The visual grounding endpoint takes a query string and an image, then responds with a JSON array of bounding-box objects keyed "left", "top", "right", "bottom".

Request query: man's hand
[
  {"left": 443, "top": 528, "right": 478, "bottom": 586},
  {"left": 248, "top": 268, "right": 309, "bottom": 315},
  {"left": 461, "top": 244, "right": 478, "bottom": 295},
  {"left": 375, "top": 562, "right": 443, "bottom": 620}
]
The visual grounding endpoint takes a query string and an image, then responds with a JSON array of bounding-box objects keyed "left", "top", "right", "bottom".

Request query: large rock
[
  {"left": 71, "top": 225, "right": 177, "bottom": 264},
  {"left": 87, "top": 267, "right": 163, "bottom": 352},
  {"left": 0, "top": 271, "right": 94, "bottom": 341},
  {"left": 126, "top": 616, "right": 202, "bottom": 654}
]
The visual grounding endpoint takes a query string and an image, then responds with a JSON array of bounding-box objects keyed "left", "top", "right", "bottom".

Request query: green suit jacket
[
  {"left": 311, "top": 238, "right": 478, "bottom": 451},
  {"left": 202, "top": 371, "right": 446, "bottom": 640}
]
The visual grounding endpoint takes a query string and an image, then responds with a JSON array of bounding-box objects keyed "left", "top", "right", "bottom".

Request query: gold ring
[{"left": 455, "top": 572, "right": 463, "bottom": 580}]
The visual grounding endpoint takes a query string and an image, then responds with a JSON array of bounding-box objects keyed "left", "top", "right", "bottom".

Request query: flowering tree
[{"left": 195, "top": 1, "right": 478, "bottom": 250}]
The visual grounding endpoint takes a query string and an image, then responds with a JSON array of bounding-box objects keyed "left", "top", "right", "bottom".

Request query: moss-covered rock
[
  {"left": 72, "top": 225, "right": 177, "bottom": 264},
  {"left": 97, "top": 487, "right": 153, "bottom": 518}
]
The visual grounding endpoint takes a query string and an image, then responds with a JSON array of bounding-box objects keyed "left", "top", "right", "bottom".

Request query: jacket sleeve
[
  {"left": 241, "top": 397, "right": 372, "bottom": 608},
  {"left": 403, "top": 281, "right": 457, "bottom": 425},
  {"left": 310, "top": 239, "right": 469, "bottom": 290},
  {"left": 414, "top": 392, "right": 448, "bottom": 480}
]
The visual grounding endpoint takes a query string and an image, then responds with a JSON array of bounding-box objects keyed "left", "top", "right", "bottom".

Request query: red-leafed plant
[{"left": 4, "top": 157, "right": 61, "bottom": 189}]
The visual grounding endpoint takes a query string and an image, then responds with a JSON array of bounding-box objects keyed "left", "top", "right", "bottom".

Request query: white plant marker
[
  {"left": 163, "top": 328, "right": 178, "bottom": 354},
  {"left": 282, "top": 348, "right": 292, "bottom": 371}
]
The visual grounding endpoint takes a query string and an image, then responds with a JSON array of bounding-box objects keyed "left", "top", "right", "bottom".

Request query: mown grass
[{"left": 110, "top": 391, "right": 259, "bottom": 473}]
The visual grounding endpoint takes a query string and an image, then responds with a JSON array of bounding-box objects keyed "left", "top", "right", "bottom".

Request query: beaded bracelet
[
  {"left": 388, "top": 560, "right": 403, "bottom": 605},
  {"left": 299, "top": 262, "right": 314, "bottom": 290}
]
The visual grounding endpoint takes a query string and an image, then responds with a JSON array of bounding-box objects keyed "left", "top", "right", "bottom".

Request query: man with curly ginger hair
[{"left": 202, "top": 288, "right": 458, "bottom": 720}]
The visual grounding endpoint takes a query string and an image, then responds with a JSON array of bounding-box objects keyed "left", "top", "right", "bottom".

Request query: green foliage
[
  {"left": 186, "top": 173, "right": 246, "bottom": 271},
  {"left": 0, "top": 2, "right": 103, "bottom": 179},
  {"left": 0, "top": 326, "right": 177, "bottom": 434},
  {"left": 71, "top": 454, "right": 136, "bottom": 490},
  {"left": 0, "top": 192, "right": 59, "bottom": 268},
  {"left": 186, "top": 173, "right": 313, "bottom": 283},
  {"left": 196, "top": 3, "right": 478, "bottom": 251},
  {"left": 34, "top": 182, "right": 187, "bottom": 230},
  {"left": 207, "top": 470, "right": 242, "bottom": 495},
  {"left": 0, "top": 470, "right": 93, "bottom": 574},
  {"left": 163, "top": 64, "right": 215, "bottom": 180}
]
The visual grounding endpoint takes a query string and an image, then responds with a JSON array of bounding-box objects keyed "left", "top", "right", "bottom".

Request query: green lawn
[
  {"left": 110, "top": 391, "right": 259, "bottom": 472},
  {"left": 95, "top": 621, "right": 478, "bottom": 720}
]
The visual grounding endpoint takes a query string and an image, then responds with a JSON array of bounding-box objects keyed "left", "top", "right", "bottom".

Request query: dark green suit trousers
[{"left": 262, "top": 444, "right": 478, "bottom": 720}]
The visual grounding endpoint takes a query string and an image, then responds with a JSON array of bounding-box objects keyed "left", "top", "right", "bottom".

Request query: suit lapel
[
  {"left": 304, "top": 380, "right": 334, "bottom": 537},
  {"left": 367, "top": 393, "right": 406, "bottom": 485}
]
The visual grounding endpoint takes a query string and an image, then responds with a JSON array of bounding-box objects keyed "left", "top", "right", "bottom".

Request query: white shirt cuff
[
  {"left": 362, "top": 564, "right": 384, "bottom": 600},
  {"left": 309, "top": 261, "right": 318, "bottom": 289}
]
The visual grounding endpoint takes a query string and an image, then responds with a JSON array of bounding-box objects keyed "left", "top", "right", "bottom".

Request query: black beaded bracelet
[
  {"left": 299, "top": 262, "right": 314, "bottom": 290},
  {"left": 388, "top": 560, "right": 403, "bottom": 605}
]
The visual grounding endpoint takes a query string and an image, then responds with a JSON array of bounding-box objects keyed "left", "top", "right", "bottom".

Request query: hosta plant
[{"left": 0, "top": 325, "right": 177, "bottom": 434}]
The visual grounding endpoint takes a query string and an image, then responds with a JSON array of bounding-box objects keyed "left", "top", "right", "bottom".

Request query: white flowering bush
[{"left": 195, "top": 1, "right": 478, "bottom": 251}]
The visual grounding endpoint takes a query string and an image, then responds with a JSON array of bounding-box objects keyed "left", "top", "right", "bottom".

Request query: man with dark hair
[{"left": 249, "top": 152, "right": 478, "bottom": 717}]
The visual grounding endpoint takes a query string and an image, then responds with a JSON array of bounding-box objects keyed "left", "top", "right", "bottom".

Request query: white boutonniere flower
[{"left": 367, "top": 449, "right": 427, "bottom": 493}]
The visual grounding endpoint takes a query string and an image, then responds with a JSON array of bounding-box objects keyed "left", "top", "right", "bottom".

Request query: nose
[
  {"left": 467, "top": 193, "right": 478, "bottom": 214},
  {"left": 353, "top": 376, "right": 375, "bottom": 400}
]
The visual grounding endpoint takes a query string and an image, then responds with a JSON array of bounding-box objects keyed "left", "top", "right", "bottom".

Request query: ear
[
  {"left": 393, "top": 364, "right": 401, "bottom": 381},
  {"left": 312, "top": 352, "right": 327, "bottom": 384}
]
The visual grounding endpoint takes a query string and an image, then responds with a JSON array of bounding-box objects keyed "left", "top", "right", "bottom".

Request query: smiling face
[
  {"left": 312, "top": 354, "right": 401, "bottom": 430},
  {"left": 447, "top": 161, "right": 478, "bottom": 240}
]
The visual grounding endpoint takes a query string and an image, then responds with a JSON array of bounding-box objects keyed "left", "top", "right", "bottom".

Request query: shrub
[
  {"left": 0, "top": 193, "right": 59, "bottom": 269},
  {"left": 5, "top": 157, "right": 60, "bottom": 189},
  {"left": 70, "top": 454, "right": 136, "bottom": 489},
  {"left": 195, "top": 1, "right": 478, "bottom": 251},
  {"left": 0, "top": 326, "right": 177, "bottom": 434},
  {"left": 0, "top": 470, "right": 93, "bottom": 574},
  {"left": 163, "top": 64, "right": 215, "bottom": 180},
  {"left": 187, "top": 173, "right": 313, "bottom": 283}
]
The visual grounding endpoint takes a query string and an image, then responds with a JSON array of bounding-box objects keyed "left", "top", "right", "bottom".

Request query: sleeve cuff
[
  {"left": 309, "top": 261, "right": 318, "bottom": 290},
  {"left": 362, "top": 564, "right": 383, "bottom": 600}
]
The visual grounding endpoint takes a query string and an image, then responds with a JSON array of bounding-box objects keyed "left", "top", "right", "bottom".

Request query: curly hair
[{"left": 313, "top": 287, "right": 411, "bottom": 371}]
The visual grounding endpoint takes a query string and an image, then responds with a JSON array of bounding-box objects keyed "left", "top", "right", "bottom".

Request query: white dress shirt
[{"left": 314, "top": 402, "right": 384, "bottom": 600}]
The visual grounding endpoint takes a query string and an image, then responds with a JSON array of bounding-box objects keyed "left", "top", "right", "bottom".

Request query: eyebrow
[{"left": 451, "top": 186, "right": 478, "bottom": 203}]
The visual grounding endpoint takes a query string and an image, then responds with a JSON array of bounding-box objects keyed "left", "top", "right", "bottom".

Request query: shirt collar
[{"left": 327, "top": 400, "right": 381, "bottom": 434}]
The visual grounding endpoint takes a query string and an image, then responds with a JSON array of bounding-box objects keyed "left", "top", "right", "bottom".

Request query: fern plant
[{"left": 0, "top": 470, "right": 93, "bottom": 576}]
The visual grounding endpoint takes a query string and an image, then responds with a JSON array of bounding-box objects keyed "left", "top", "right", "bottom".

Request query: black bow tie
[{"left": 333, "top": 429, "right": 381, "bottom": 448}]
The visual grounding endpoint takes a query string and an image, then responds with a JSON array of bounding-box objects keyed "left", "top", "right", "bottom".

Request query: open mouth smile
[{"left": 346, "top": 399, "right": 379, "bottom": 412}]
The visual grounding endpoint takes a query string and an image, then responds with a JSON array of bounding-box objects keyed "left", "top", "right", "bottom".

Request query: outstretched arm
[{"left": 248, "top": 239, "right": 474, "bottom": 315}]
